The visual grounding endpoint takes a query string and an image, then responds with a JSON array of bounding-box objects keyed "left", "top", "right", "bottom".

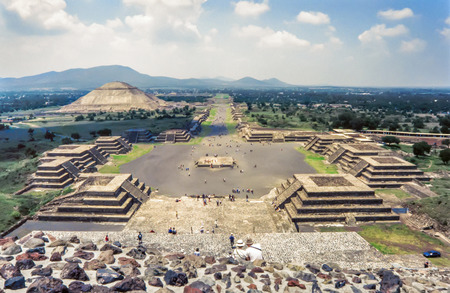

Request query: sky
[{"left": 0, "top": 0, "right": 449, "bottom": 87}]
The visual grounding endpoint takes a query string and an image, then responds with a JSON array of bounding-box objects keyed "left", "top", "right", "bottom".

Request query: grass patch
[
  {"left": 0, "top": 157, "right": 40, "bottom": 194},
  {"left": 208, "top": 108, "right": 217, "bottom": 120},
  {"left": 0, "top": 186, "right": 73, "bottom": 233},
  {"left": 358, "top": 224, "right": 450, "bottom": 266},
  {"left": 296, "top": 147, "right": 338, "bottom": 174},
  {"left": 225, "top": 107, "right": 237, "bottom": 135},
  {"left": 318, "top": 226, "right": 347, "bottom": 232},
  {"left": 98, "top": 144, "right": 153, "bottom": 173},
  {"left": 375, "top": 188, "right": 412, "bottom": 200}
]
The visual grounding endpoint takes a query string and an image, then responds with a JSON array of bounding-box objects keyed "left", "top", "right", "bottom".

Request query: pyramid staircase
[
  {"left": 38, "top": 174, "right": 151, "bottom": 222},
  {"left": 155, "top": 129, "right": 191, "bottom": 143},
  {"left": 275, "top": 174, "right": 400, "bottom": 225},
  {"left": 95, "top": 136, "right": 133, "bottom": 155}
]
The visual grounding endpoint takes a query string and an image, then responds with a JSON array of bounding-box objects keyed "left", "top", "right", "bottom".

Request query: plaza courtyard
[{"left": 121, "top": 104, "right": 316, "bottom": 198}]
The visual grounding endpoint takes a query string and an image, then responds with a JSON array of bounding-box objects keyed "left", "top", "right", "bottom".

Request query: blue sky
[{"left": 0, "top": 0, "right": 449, "bottom": 87}]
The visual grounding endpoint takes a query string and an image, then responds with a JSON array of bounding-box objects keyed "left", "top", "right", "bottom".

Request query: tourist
[
  {"left": 232, "top": 239, "right": 247, "bottom": 262},
  {"left": 172, "top": 227, "right": 177, "bottom": 235},
  {"left": 215, "top": 219, "right": 218, "bottom": 228},
  {"left": 194, "top": 248, "right": 200, "bottom": 256},
  {"left": 200, "top": 226, "right": 204, "bottom": 233},
  {"left": 168, "top": 227, "right": 173, "bottom": 234},
  {"left": 245, "top": 238, "right": 263, "bottom": 262},
  {"left": 176, "top": 211, "right": 178, "bottom": 219},
  {"left": 137, "top": 232, "right": 143, "bottom": 244},
  {"left": 246, "top": 194, "right": 249, "bottom": 202},
  {"left": 105, "top": 234, "right": 109, "bottom": 242},
  {"left": 229, "top": 233, "right": 235, "bottom": 247}
]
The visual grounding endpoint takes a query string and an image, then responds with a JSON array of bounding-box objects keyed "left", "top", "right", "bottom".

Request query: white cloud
[
  {"left": 399, "top": 38, "right": 426, "bottom": 53},
  {"left": 329, "top": 37, "right": 343, "bottom": 45},
  {"left": 378, "top": 8, "right": 414, "bottom": 20},
  {"left": 234, "top": 1, "right": 269, "bottom": 17},
  {"left": 446, "top": 17, "right": 450, "bottom": 25},
  {"left": 235, "top": 25, "right": 310, "bottom": 48},
  {"left": 358, "top": 24, "right": 408, "bottom": 43},
  {"left": 440, "top": 27, "right": 450, "bottom": 40},
  {"left": 296, "top": 11, "right": 330, "bottom": 25}
]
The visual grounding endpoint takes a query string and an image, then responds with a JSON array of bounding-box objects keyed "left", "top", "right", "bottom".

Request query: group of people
[
  {"left": 231, "top": 237, "right": 263, "bottom": 262},
  {"left": 168, "top": 227, "right": 177, "bottom": 234}
]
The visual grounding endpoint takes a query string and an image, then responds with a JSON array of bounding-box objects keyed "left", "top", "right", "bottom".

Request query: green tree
[
  {"left": 442, "top": 139, "right": 450, "bottom": 148},
  {"left": 382, "top": 136, "right": 400, "bottom": 146},
  {"left": 44, "top": 130, "right": 55, "bottom": 141},
  {"left": 27, "top": 128, "right": 34, "bottom": 141},
  {"left": 71, "top": 133, "right": 81, "bottom": 141},
  {"left": 74, "top": 115, "right": 84, "bottom": 121},
  {"left": 439, "top": 148, "right": 450, "bottom": 164},
  {"left": 97, "top": 128, "right": 112, "bottom": 136},
  {"left": 413, "top": 141, "right": 431, "bottom": 157}
]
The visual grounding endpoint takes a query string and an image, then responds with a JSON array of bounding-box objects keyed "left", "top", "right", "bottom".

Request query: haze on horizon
[{"left": 0, "top": 0, "right": 449, "bottom": 88}]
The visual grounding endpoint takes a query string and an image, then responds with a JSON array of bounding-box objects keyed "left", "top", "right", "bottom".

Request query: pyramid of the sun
[{"left": 59, "top": 81, "right": 167, "bottom": 113}]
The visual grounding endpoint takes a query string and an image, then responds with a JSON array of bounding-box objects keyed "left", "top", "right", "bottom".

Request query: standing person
[
  {"left": 246, "top": 194, "right": 249, "bottom": 202},
  {"left": 137, "top": 232, "right": 142, "bottom": 244},
  {"left": 105, "top": 234, "right": 109, "bottom": 242},
  {"left": 194, "top": 248, "right": 200, "bottom": 256},
  {"left": 245, "top": 238, "right": 263, "bottom": 262},
  {"left": 229, "top": 233, "right": 235, "bottom": 247},
  {"left": 232, "top": 240, "right": 248, "bottom": 262},
  {"left": 215, "top": 219, "right": 218, "bottom": 228}
]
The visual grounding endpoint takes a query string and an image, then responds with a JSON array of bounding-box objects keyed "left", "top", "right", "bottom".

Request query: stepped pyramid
[{"left": 59, "top": 81, "right": 167, "bottom": 113}]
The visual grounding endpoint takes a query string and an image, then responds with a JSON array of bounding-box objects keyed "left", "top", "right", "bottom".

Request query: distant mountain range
[{"left": 0, "top": 65, "right": 294, "bottom": 90}]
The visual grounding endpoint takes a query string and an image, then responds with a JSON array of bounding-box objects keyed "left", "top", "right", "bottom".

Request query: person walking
[
  {"left": 137, "top": 232, "right": 142, "bottom": 244},
  {"left": 229, "top": 233, "right": 235, "bottom": 247}
]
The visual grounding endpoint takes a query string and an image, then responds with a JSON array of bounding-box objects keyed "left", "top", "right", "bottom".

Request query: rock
[
  {"left": 119, "top": 264, "right": 141, "bottom": 277},
  {"left": 379, "top": 270, "right": 401, "bottom": 293},
  {"left": 155, "top": 288, "right": 175, "bottom": 293},
  {"left": 248, "top": 284, "right": 257, "bottom": 290},
  {"left": 73, "top": 251, "right": 94, "bottom": 260},
  {"left": 24, "top": 238, "right": 45, "bottom": 249},
  {"left": 1, "top": 241, "right": 17, "bottom": 251},
  {"left": 329, "top": 271, "right": 345, "bottom": 279},
  {"left": 64, "top": 257, "right": 82, "bottom": 264},
  {"left": 100, "top": 243, "right": 122, "bottom": 255},
  {"left": 270, "top": 262, "right": 283, "bottom": 270},
  {"left": 198, "top": 276, "right": 215, "bottom": 287},
  {"left": 18, "top": 235, "right": 32, "bottom": 245},
  {"left": 363, "top": 284, "right": 376, "bottom": 290},
  {"left": 113, "top": 241, "right": 121, "bottom": 247},
  {"left": 69, "top": 235, "right": 80, "bottom": 244},
  {"left": 84, "top": 259, "right": 106, "bottom": 271},
  {"left": 32, "top": 231, "right": 45, "bottom": 238},
  {"left": 15, "top": 259, "right": 35, "bottom": 270},
  {"left": 96, "top": 268, "right": 124, "bottom": 284},
  {"left": 46, "top": 263, "right": 66, "bottom": 270},
  {"left": 317, "top": 273, "right": 331, "bottom": 280},
  {"left": 183, "top": 255, "right": 206, "bottom": 268},
  {"left": 0, "top": 263, "right": 22, "bottom": 279},
  {"left": 327, "top": 263, "right": 341, "bottom": 271},
  {"left": 0, "top": 256, "right": 13, "bottom": 262},
  {"left": 78, "top": 242, "right": 97, "bottom": 251},
  {"left": 27, "top": 247, "right": 45, "bottom": 254},
  {"left": 182, "top": 260, "right": 198, "bottom": 278},
  {"left": 48, "top": 239, "right": 69, "bottom": 247},
  {"left": 235, "top": 276, "right": 241, "bottom": 283},
  {"left": 248, "top": 271, "right": 258, "bottom": 279},
  {"left": 69, "top": 281, "right": 92, "bottom": 292},
  {"left": 145, "top": 265, "right": 168, "bottom": 279},
  {"left": 52, "top": 246, "right": 67, "bottom": 256},
  {"left": 214, "top": 272, "right": 222, "bottom": 280},
  {"left": 343, "top": 269, "right": 361, "bottom": 276},
  {"left": 60, "top": 263, "right": 89, "bottom": 281},
  {"left": 0, "top": 237, "right": 15, "bottom": 246},
  {"left": 231, "top": 265, "right": 246, "bottom": 273},
  {"left": 97, "top": 250, "right": 115, "bottom": 264},
  {"left": 274, "top": 283, "right": 279, "bottom": 292},
  {"left": 145, "top": 255, "right": 169, "bottom": 266},
  {"left": 126, "top": 247, "right": 146, "bottom": 260},
  {"left": 113, "top": 276, "right": 146, "bottom": 292},
  {"left": 4, "top": 276, "right": 25, "bottom": 290},
  {"left": 334, "top": 280, "right": 346, "bottom": 289},
  {"left": 236, "top": 285, "right": 245, "bottom": 292},
  {"left": 164, "top": 270, "right": 188, "bottom": 286},
  {"left": 91, "top": 285, "right": 113, "bottom": 293},
  {"left": 31, "top": 267, "right": 52, "bottom": 277},
  {"left": 2, "top": 244, "right": 22, "bottom": 255},
  {"left": 352, "top": 276, "right": 361, "bottom": 283},
  {"left": 287, "top": 279, "right": 301, "bottom": 287},
  {"left": 165, "top": 253, "right": 185, "bottom": 261},
  {"left": 264, "top": 266, "right": 274, "bottom": 273},
  {"left": 244, "top": 276, "right": 254, "bottom": 284},
  {"left": 312, "top": 281, "right": 322, "bottom": 293},
  {"left": 321, "top": 264, "right": 333, "bottom": 272},
  {"left": 306, "top": 263, "right": 321, "bottom": 274},
  {"left": 260, "top": 278, "right": 271, "bottom": 286},
  {"left": 350, "top": 286, "right": 362, "bottom": 293},
  {"left": 149, "top": 277, "right": 164, "bottom": 287},
  {"left": 251, "top": 267, "right": 265, "bottom": 273},
  {"left": 204, "top": 256, "right": 216, "bottom": 264},
  {"left": 262, "top": 285, "right": 271, "bottom": 292},
  {"left": 118, "top": 257, "right": 141, "bottom": 267},
  {"left": 216, "top": 284, "right": 221, "bottom": 293},
  {"left": 50, "top": 252, "right": 62, "bottom": 262},
  {"left": 16, "top": 252, "right": 47, "bottom": 261},
  {"left": 185, "top": 280, "right": 213, "bottom": 293},
  {"left": 253, "top": 259, "right": 266, "bottom": 267},
  {"left": 27, "top": 276, "right": 68, "bottom": 292}
]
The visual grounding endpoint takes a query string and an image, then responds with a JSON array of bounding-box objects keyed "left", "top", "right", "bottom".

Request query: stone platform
[{"left": 196, "top": 156, "right": 235, "bottom": 168}]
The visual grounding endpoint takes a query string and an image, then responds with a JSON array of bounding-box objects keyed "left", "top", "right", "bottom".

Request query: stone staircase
[
  {"left": 95, "top": 136, "right": 133, "bottom": 155},
  {"left": 304, "top": 136, "right": 319, "bottom": 151},
  {"left": 37, "top": 174, "right": 151, "bottom": 223}
]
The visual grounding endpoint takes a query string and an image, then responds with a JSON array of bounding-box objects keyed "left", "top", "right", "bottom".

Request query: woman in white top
[{"left": 232, "top": 239, "right": 248, "bottom": 262}]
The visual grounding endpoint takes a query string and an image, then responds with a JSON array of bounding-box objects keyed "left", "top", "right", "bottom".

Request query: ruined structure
[
  {"left": 303, "top": 134, "right": 351, "bottom": 154},
  {"left": 58, "top": 81, "right": 167, "bottom": 113},
  {"left": 155, "top": 129, "right": 191, "bottom": 143},
  {"left": 273, "top": 174, "right": 399, "bottom": 226},
  {"left": 190, "top": 110, "right": 210, "bottom": 134},
  {"left": 196, "top": 156, "right": 235, "bottom": 168},
  {"left": 38, "top": 173, "right": 150, "bottom": 222},
  {"left": 239, "top": 124, "right": 318, "bottom": 143},
  {"left": 122, "top": 129, "right": 152, "bottom": 143},
  {"left": 23, "top": 145, "right": 108, "bottom": 193},
  {"left": 95, "top": 136, "right": 133, "bottom": 155}
]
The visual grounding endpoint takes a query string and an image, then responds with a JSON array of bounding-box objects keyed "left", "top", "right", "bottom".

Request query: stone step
[
  {"left": 36, "top": 168, "right": 66, "bottom": 177},
  {"left": 295, "top": 205, "right": 392, "bottom": 214},
  {"left": 83, "top": 191, "right": 129, "bottom": 206},
  {"left": 297, "top": 192, "right": 382, "bottom": 205},
  {"left": 291, "top": 212, "right": 399, "bottom": 223},
  {"left": 131, "top": 177, "right": 139, "bottom": 186},
  {"left": 303, "top": 190, "right": 375, "bottom": 198},
  {"left": 361, "top": 172, "right": 429, "bottom": 182},
  {"left": 143, "top": 186, "right": 151, "bottom": 195},
  {"left": 58, "top": 197, "right": 135, "bottom": 214},
  {"left": 33, "top": 173, "right": 71, "bottom": 183},
  {"left": 38, "top": 202, "right": 140, "bottom": 222},
  {"left": 30, "top": 177, "right": 74, "bottom": 189}
]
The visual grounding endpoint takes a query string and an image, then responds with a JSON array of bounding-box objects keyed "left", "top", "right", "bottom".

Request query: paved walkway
[{"left": 121, "top": 103, "right": 315, "bottom": 197}]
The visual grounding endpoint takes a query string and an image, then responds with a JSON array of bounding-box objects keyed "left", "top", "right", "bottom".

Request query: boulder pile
[{"left": 0, "top": 232, "right": 448, "bottom": 292}]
